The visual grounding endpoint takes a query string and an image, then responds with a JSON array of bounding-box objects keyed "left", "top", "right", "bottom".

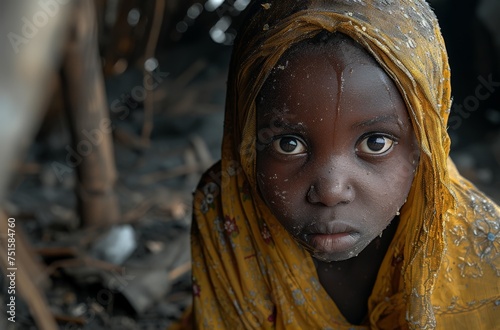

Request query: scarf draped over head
[{"left": 177, "top": 1, "right": 500, "bottom": 329}]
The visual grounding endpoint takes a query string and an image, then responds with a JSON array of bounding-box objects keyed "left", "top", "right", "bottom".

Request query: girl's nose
[{"left": 306, "top": 159, "right": 355, "bottom": 207}]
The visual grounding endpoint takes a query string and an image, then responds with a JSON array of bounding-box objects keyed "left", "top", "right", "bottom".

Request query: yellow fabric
[{"left": 173, "top": 0, "right": 500, "bottom": 329}]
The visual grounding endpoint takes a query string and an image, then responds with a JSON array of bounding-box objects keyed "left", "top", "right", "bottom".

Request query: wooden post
[{"left": 62, "top": 0, "right": 120, "bottom": 228}]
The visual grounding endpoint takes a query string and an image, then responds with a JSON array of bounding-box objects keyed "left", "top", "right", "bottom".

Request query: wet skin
[{"left": 256, "top": 36, "right": 419, "bottom": 324}]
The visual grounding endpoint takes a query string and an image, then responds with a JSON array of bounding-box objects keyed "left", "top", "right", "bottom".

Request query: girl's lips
[
  {"left": 304, "top": 220, "right": 358, "bottom": 236},
  {"left": 307, "top": 232, "right": 360, "bottom": 254},
  {"left": 303, "top": 221, "right": 360, "bottom": 253}
]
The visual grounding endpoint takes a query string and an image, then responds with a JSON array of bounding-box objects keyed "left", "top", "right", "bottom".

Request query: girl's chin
[{"left": 310, "top": 250, "right": 360, "bottom": 263}]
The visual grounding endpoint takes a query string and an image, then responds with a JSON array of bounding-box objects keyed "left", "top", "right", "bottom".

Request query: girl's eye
[
  {"left": 272, "top": 136, "right": 307, "bottom": 155},
  {"left": 357, "top": 135, "right": 396, "bottom": 155}
]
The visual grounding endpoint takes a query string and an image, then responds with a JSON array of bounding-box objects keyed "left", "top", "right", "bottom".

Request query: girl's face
[{"left": 256, "top": 40, "right": 419, "bottom": 262}]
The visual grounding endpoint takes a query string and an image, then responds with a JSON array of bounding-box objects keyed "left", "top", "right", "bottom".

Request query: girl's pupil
[
  {"left": 280, "top": 137, "right": 298, "bottom": 152},
  {"left": 367, "top": 136, "right": 386, "bottom": 151}
]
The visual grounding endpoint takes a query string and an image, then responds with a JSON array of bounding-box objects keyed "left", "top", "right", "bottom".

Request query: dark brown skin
[{"left": 255, "top": 35, "right": 419, "bottom": 324}]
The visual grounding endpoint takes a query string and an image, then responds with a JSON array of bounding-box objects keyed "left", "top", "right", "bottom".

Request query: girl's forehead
[
  {"left": 256, "top": 35, "right": 408, "bottom": 125},
  {"left": 259, "top": 35, "right": 384, "bottom": 105}
]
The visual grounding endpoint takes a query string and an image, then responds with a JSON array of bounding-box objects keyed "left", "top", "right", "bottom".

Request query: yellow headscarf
[{"left": 177, "top": 0, "right": 500, "bottom": 329}]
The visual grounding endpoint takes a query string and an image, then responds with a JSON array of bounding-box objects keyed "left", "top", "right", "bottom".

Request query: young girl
[{"left": 177, "top": 0, "right": 500, "bottom": 328}]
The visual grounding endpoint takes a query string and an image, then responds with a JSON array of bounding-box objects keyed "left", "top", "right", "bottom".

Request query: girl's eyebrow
[
  {"left": 271, "top": 119, "right": 307, "bottom": 131},
  {"left": 351, "top": 114, "right": 400, "bottom": 129}
]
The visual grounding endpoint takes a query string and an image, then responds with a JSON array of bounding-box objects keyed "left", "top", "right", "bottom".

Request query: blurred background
[{"left": 0, "top": 0, "right": 498, "bottom": 329}]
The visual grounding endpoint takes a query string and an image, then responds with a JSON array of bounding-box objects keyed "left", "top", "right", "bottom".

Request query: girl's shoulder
[
  {"left": 432, "top": 181, "right": 500, "bottom": 321},
  {"left": 446, "top": 181, "right": 500, "bottom": 255}
]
